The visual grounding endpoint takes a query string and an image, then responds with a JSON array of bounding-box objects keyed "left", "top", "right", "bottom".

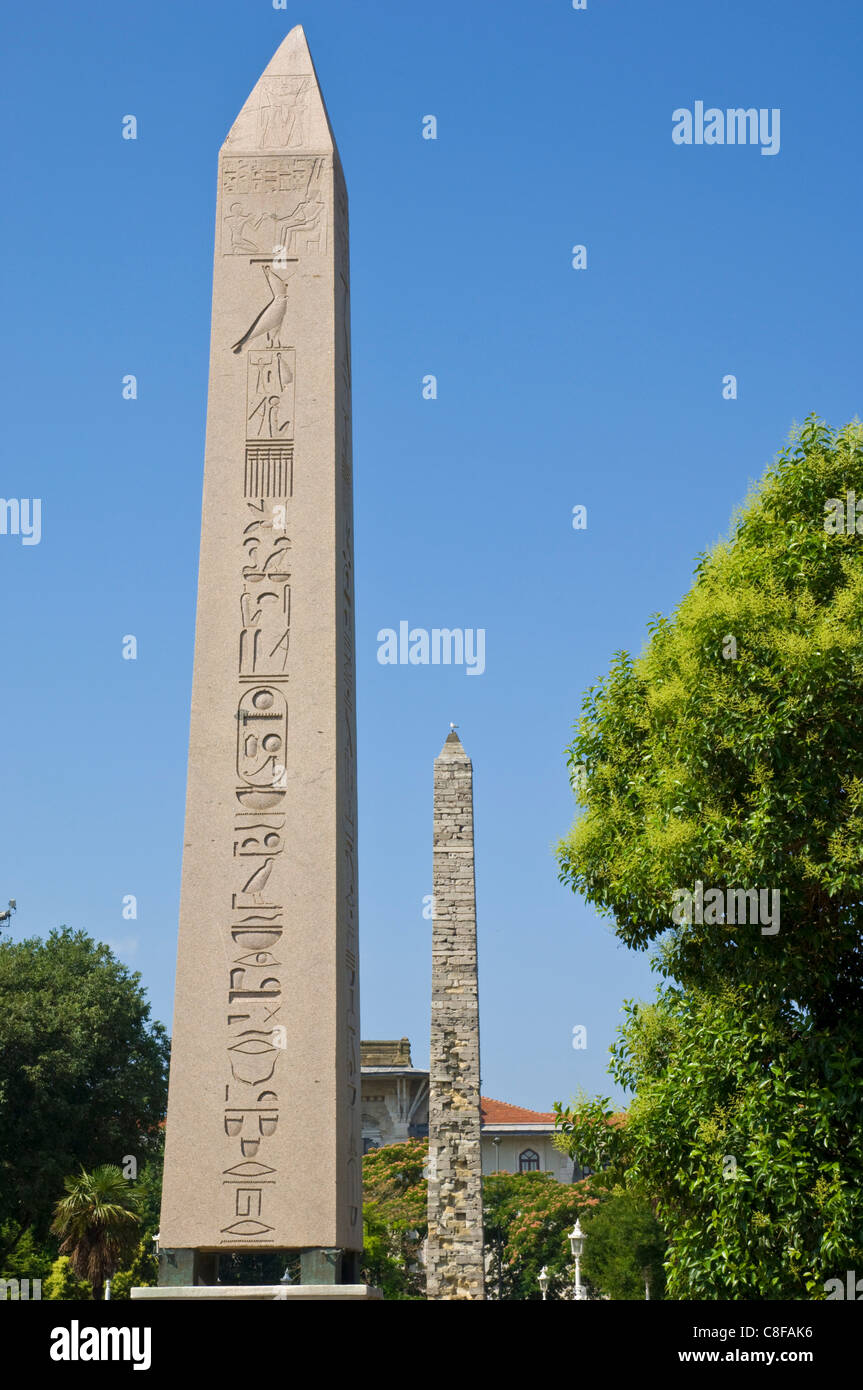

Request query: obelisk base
[
  {"left": 131, "top": 1284, "right": 382, "bottom": 1301},
  {"left": 158, "top": 1249, "right": 218, "bottom": 1286},
  {"left": 148, "top": 1246, "right": 369, "bottom": 1299}
]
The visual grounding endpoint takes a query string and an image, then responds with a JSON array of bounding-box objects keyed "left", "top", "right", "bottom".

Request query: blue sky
[{"left": 1, "top": 0, "right": 861, "bottom": 1110}]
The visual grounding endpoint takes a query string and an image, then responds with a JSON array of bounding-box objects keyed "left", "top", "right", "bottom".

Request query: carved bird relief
[{"left": 232, "top": 265, "right": 292, "bottom": 354}]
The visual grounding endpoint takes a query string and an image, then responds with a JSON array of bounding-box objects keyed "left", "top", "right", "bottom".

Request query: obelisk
[
  {"left": 157, "top": 27, "right": 361, "bottom": 1282},
  {"left": 426, "top": 730, "right": 485, "bottom": 1300}
]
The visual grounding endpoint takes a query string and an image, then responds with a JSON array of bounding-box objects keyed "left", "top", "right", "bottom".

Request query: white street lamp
[
  {"left": 538, "top": 1266, "right": 549, "bottom": 1301},
  {"left": 568, "top": 1219, "right": 586, "bottom": 1301}
]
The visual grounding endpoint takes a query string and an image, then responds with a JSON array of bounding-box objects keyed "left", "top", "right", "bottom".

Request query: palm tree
[{"left": 51, "top": 1165, "right": 141, "bottom": 1300}]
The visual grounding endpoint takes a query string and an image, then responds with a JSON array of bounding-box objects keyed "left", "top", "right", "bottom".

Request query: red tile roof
[
  {"left": 481, "top": 1096, "right": 556, "bottom": 1125},
  {"left": 480, "top": 1097, "right": 629, "bottom": 1128}
]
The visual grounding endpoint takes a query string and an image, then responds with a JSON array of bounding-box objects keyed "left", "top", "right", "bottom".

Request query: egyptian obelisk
[
  {"left": 426, "top": 730, "right": 485, "bottom": 1300},
  {"left": 156, "top": 27, "right": 361, "bottom": 1284}
]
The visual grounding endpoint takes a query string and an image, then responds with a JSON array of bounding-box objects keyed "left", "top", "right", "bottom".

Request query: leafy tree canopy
[
  {"left": 558, "top": 417, "right": 863, "bottom": 1020},
  {"left": 361, "top": 1140, "right": 429, "bottom": 1299},
  {"left": 555, "top": 419, "right": 863, "bottom": 1297},
  {"left": 51, "top": 1164, "right": 141, "bottom": 1302},
  {"left": 558, "top": 988, "right": 863, "bottom": 1298},
  {"left": 109, "top": 1240, "right": 159, "bottom": 1300},
  {"left": 362, "top": 1139, "right": 429, "bottom": 1235},
  {"left": 44, "top": 1255, "right": 92, "bottom": 1301},
  {"left": 581, "top": 1189, "right": 666, "bottom": 1301},
  {"left": 361, "top": 1140, "right": 605, "bottom": 1300},
  {"left": 0, "top": 1222, "right": 56, "bottom": 1284},
  {"left": 484, "top": 1170, "right": 595, "bottom": 1300},
  {"left": 0, "top": 927, "right": 169, "bottom": 1249}
]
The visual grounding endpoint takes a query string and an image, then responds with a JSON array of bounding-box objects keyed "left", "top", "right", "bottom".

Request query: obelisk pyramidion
[
  {"left": 158, "top": 26, "right": 360, "bottom": 1280},
  {"left": 426, "top": 730, "right": 485, "bottom": 1300}
]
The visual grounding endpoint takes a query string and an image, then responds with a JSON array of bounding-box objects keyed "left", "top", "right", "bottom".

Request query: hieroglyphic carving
[
  {"left": 247, "top": 350, "right": 295, "bottom": 439},
  {"left": 237, "top": 688, "right": 287, "bottom": 786},
  {"left": 335, "top": 158, "right": 360, "bottom": 1226},
  {"left": 232, "top": 266, "right": 295, "bottom": 354},
  {"left": 222, "top": 875, "right": 284, "bottom": 1238},
  {"left": 338, "top": 275, "right": 351, "bottom": 397},
  {"left": 225, "top": 78, "right": 314, "bottom": 152},
  {"left": 233, "top": 821, "right": 284, "bottom": 859},
  {"left": 242, "top": 498, "right": 290, "bottom": 575},
  {"left": 222, "top": 157, "right": 329, "bottom": 258},
  {"left": 224, "top": 193, "right": 326, "bottom": 258},
  {"left": 244, "top": 444, "right": 293, "bottom": 497},
  {"left": 219, "top": 152, "right": 354, "bottom": 1245},
  {"left": 240, "top": 575, "right": 290, "bottom": 678},
  {"left": 221, "top": 625, "right": 290, "bottom": 1238},
  {"left": 221, "top": 267, "right": 297, "bottom": 1237},
  {"left": 223, "top": 156, "right": 325, "bottom": 197},
  {"left": 345, "top": 945, "right": 361, "bottom": 1227}
]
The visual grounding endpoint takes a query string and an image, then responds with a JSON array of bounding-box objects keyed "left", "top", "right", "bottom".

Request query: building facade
[{"left": 361, "top": 1040, "right": 587, "bottom": 1183}]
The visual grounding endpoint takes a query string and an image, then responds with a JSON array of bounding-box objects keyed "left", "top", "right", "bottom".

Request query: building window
[{"left": 519, "top": 1148, "right": 540, "bottom": 1173}]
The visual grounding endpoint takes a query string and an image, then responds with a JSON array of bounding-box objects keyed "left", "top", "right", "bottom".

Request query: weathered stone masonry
[{"left": 426, "top": 729, "right": 485, "bottom": 1300}]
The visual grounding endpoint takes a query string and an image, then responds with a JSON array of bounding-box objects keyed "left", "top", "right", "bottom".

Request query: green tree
[
  {"left": 50, "top": 1165, "right": 141, "bottom": 1301},
  {"left": 484, "top": 1170, "right": 594, "bottom": 1300},
  {"left": 361, "top": 1139, "right": 617, "bottom": 1299},
  {"left": 555, "top": 418, "right": 863, "bottom": 1298},
  {"left": 109, "top": 1239, "right": 159, "bottom": 1300},
  {"left": 0, "top": 927, "right": 169, "bottom": 1257},
  {"left": 361, "top": 1203, "right": 421, "bottom": 1299},
  {"left": 106, "top": 1134, "right": 165, "bottom": 1297},
  {"left": 0, "top": 1222, "right": 56, "bottom": 1284},
  {"left": 602, "top": 985, "right": 858, "bottom": 1298},
  {"left": 44, "top": 1255, "right": 92, "bottom": 1301},
  {"left": 132, "top": 1146, "right": 164, "bottom": 1240},
  {"left": 558, "top": 417, "right": 863, "bottom": 1014},
  {"left": 361, "top": 1140, "right": 428, "bottom": 1299},
  {"left": 581, "top": 1189, "right": 666, "bottom": 1300},
  {"left": 362, "top": 1138, "right": 429, "bottom": 1230}
]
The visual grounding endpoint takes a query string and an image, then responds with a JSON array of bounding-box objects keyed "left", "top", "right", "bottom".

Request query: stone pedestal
[{"left": 158, "top": 1249, "right": 219, "bottom": 1287}]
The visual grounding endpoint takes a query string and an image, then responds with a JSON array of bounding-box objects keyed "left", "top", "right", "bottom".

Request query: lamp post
[
  {"left": 568, "top": 1219, "right": 586, "bottom": 1301},
  {"left": 538, "top": 1266, "right": 549, "bottom": 1301},
  {"left": 492, "top": 1135, "right": 501, "bottom": 1172}
]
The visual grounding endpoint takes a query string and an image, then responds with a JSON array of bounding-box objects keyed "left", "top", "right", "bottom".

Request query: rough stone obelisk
[
  {"left": 426, "top": 730, "right": 485, "bottom": 1300},
  {"left": 156, "top": 27, "right": 361, "bottom": 1285}
]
